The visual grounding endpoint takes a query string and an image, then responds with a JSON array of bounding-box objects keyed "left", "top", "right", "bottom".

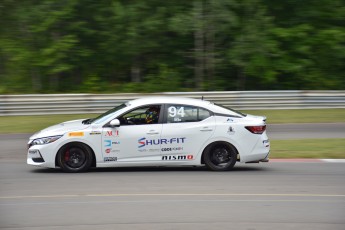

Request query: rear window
[{"left": 211, "top": 104, "right": 247, "bottom": 117}]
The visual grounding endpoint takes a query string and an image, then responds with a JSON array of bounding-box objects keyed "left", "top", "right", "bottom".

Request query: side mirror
[{"left": 109, "top": 119, "right": 120, "bottom": 127}]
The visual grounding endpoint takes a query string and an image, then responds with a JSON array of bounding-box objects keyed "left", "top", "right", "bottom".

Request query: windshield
[{"left": 90, "top": 103, "right": 128, "bottom": 124}]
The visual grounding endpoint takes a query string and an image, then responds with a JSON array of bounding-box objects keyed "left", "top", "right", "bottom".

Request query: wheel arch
[{"left": 55, "top": 141, "right": 96, "bottom": 168}]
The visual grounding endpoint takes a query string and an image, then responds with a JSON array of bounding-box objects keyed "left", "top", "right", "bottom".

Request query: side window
[
  {"left": 118, "top": 105, "right": 161, "bottom": 125},
  {"left": 166, "top": 105, "right": 211, "bottom": 123}
]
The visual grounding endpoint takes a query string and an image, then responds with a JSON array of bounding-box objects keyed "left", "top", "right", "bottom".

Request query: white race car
[{"left": 27, "top": 97, "right": 270, "bottom": 172}]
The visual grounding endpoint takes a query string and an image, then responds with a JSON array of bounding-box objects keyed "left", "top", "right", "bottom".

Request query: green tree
[
  {"left": 264, "top": 0, "right": 345, "bottom": 89},
  {"left": 0, "top": 0, "right": 344, "bottom": 93}
]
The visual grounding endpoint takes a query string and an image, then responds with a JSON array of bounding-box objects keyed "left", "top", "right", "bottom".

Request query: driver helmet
[{"left": 145, "top": 106, "right": 160, "bottom": 124}]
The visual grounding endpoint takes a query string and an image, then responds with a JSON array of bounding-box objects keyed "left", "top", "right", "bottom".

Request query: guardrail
[{"left": 0, "top": 90, "right": 344, "bottom": 116}]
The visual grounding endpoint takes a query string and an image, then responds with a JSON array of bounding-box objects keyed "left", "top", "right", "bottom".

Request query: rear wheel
[
  {"left": 203, "top": 143, "right": 237, "bottom": 171},
  {"left": 57, "top": 143, "right": 93, "bottom": 173}
]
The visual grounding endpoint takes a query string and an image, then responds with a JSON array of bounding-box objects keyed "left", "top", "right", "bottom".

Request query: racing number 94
[{"left": 168, "top": 106, "right": 185, "bottom": 118}]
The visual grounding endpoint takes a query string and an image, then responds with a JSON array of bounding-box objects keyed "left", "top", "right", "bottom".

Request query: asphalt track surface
[{"left": 0, "top": 123, "right": 344, "bottom": 230}]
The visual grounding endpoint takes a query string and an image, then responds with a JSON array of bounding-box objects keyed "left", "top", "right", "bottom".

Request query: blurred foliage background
[{"left": 0, "top": 0, "right": 344, "bottom": 94}]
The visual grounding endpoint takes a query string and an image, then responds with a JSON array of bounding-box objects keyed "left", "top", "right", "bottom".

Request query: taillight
[{"left": 245, "top": 125, "right": 266, "bottom": 134}]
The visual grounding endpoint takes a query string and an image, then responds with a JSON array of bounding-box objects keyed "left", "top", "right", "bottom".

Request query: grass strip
[
  {"left": 0, "top": 114, "right": 94, "bottom": 134},
  {"left": 270, "top": 139, "right": 345, "bottom": 159}
]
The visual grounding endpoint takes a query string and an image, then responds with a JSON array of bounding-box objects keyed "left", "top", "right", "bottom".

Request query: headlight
[{"left": 29, "top": 135, "right": 63, "bottom": 148}]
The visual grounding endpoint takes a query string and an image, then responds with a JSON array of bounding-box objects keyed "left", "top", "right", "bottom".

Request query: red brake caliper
[{"left": 64, "top": 149, "right": 70, "bottom": 161}]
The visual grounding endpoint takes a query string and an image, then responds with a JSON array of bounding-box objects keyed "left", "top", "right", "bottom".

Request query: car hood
[{"left": 30, "top": 119, "right": 90, "bottom": 140}]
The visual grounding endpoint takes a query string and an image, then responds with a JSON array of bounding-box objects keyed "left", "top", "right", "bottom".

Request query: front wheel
[
  {"left": 57, "top": 143, "right": 93, "bottom": 173},
  {"left": 203, "top": 143, "right": 237, "bottom": 171}
]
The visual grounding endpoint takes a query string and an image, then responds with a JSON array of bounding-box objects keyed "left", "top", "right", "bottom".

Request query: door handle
[
  {"left": 200, "top": 127, "right": 213, "bottom": 131},
  {"left": 146, "top": 130, "right": 159, "bottom": 135}
]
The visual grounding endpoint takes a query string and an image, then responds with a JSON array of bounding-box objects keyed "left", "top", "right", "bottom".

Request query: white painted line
[
  {"left": 321, "top": 159, "right": 345, "bottom": 163},
  {"left": 1, "top": 199, "right": 343, "bottom": 206},
  {"left": 270, "top": 159, "right": 323, "bottom": 163},
  {"left": 1, "top": 193, "right": 345, "bottom": 199}
]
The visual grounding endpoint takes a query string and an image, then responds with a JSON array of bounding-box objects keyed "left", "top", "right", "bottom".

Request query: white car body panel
[
  {"left": 30, "top": 119, "right": 90, "bottom": 140},
  {"left": 27, "top": 96, "right": 270, "bottom": 171}
]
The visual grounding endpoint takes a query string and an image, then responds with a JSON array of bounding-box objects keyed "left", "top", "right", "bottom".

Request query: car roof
[
  {"left": 126, "top": 96, "right": 241, "bottom": 117},
  {"left": 127, "top": 96, "right": 212, "bottom": 108}
]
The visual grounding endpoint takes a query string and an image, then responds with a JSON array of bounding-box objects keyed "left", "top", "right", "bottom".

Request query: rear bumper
[
  {"left": 260, "top": 155, "right": 269, "bottom": 162},
  {"left": 240, "top": 135, "right": 270, "bottom": 163}
]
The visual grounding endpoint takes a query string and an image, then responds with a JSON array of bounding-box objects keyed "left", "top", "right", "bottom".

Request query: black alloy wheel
[
  {"left": 203, "top": 143, "right": 237, "bottom": 171},
  {"left": 58, "top": 143, "right": 93, "bottom": 173}
]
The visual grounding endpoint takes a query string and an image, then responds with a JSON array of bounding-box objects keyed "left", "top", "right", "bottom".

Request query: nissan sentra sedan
[{"left": 27, "top": 97, "right": 270, "bottom": 172}]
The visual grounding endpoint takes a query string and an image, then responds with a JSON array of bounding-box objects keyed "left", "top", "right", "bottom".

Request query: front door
[{"left": 101, "top": 104, "right": 163, "bottom": 163}]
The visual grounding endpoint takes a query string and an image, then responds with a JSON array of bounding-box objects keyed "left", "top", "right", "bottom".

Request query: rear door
[{"left": 160, "top": 104, "right": 215, "bottom": 162}]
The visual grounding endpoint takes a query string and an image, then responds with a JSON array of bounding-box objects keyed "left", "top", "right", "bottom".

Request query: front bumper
[{"left": 27, "top": 142, "right": 59, "bottom": 168}]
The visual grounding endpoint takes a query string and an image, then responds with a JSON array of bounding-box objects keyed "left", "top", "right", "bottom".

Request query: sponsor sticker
[
  {"left": 138, "top": 148, "right": 160, "bottom": 153},
  {"left": 161, "top": 147, "right": 183, "bottom": 152},
  {"left": 105, "top": 130, "right": 119, "bottom": 137},
  {"left": 29, "top": 150, "right": 41, "bottom": 158},
  {"left": 104, "top": 157, "right": 117, "bottom": 162},
  {"left": 138, "top": 137, "right": 186, "bottom": 148},
  {"left": 89, "top": 131, "right": 101, "bottom": 135},
  {"left": 104, "top": 140, "right": 112, "bottom": 147},
  {"left": 227, "top": 126, "right": 235, "bottom": 135},
  {"left": 225, "top": 118, "right": 237, "bottom": 123},
  {"left": 263, "top": 140, "right": 270, "bottom": 147},
  {"left": 68, "top": 132, "right": 84, "bottom": 137},
  {"left": 162, "top": 155, "right": 194, "bottom": 161},
  {"left": 104, "top": 140, "right": 120, "bottom": 147},
  {"left": 105, "top": 148, "right": 111, "bottom": 154}
]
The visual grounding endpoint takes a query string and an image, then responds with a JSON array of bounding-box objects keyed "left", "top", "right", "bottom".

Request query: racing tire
[
  {"left": 203, "top": 142, "right": 237, "bottom": 171},
  {"left": 57, "top": 143, "right": 93, "bottom": 173}
]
